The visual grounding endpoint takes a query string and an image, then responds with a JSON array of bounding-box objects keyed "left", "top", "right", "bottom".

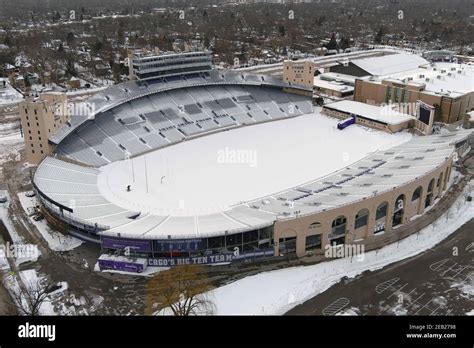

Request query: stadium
[{"left": 32, "top": 68, "right": 472, "bottom": 265}]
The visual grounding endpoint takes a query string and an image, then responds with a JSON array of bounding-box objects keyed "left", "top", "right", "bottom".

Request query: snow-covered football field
[{"left": 98, "top": 110, "right": 412, "bottom": 216}]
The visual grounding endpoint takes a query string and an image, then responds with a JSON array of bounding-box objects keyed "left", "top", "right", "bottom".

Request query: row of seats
[{"left": 56, "top": 84, "right": 313, "bottom": 166}]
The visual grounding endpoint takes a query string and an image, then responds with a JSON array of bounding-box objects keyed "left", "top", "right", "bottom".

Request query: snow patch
[{"left": 17, "top": 192, "right": 83, "bottom": 251}]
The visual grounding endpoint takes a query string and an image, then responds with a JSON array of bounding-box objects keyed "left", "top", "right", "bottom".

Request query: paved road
[{"left": 286, "top": 218, "right": 474, "bottom": 316}]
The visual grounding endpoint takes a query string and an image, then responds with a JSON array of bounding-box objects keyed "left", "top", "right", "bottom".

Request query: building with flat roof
[
  {"left": 422, "top": 50, "right": 455, "bottom": 62},
  {"left": 128, "top": 49, "right": 213, "bottom": 80},
  {"left": 354, "top": 62, "right": 474, "bottom": 123},
  {"left": 284, "top": 51, "right": 430, "bottom": 99},
  {"left": 313, "top": 78, "right": 354, "bottom": 98},
  {"left": 313, "top": 72, "right": 358, "bottom": 98},
  {"left": 282, "top": 49, "right": 397, "bottom": 88},
  {"left": 322, "top": 100, "right": 415, "bottom": 133},
  {"left": 330, "top": 53, "right": 429, "bottom": 77}
]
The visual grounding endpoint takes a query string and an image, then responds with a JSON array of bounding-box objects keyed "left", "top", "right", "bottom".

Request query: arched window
[
  {"left": 354, "top": 209, "right": 369, "bottom": 229},
  {"left": 331, "top": 216, "right": 347, "bottom": 236},
  {"left": 437, "top": 171, "right": 445, "bottom": 195},
  {"left": 376, "top": 202, "right": 388, "bottom": 220},
  {"left": 412, "top": 186, "right": 422, "bottom": 201},
  {"left": 308, "top": 222, "right": 322, "bottom": 229},
  {"left": 393, "top": 194, "right": 406, "bottom": 227},
  {"left": 425, "top": 178, "right": 436, "bottom": 208},
  {"left": 330, "top": 215, "right": 347, "bottom": 245},
  {"left": 443, "top": 166, "right": 450, "bottom": 189},
  {"left": 427, "top": 178, "right": 435, "bottom": 193}
]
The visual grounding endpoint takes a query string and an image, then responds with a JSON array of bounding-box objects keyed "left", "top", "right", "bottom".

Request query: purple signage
[
  {"left": 148, "top": 249, "right": 274, "bottom": 267},
  {"left": 101, "top": 236, "right": 152, "bottom": 253},
  {"left": 98, "top": 258, "right": 146, "bottom": 273},
  {"left": 337, "top": 115, "right": 356, "bottom": 130}
]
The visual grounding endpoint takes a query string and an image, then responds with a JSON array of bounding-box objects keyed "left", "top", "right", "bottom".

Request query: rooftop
[
  {"left": 379, "top": 62, "right": 474, "bottom": 98},
  {"left": 351, "top": 53, "right": 429, "bottom": 76},
  {"left": 313, "top": 78, "right": 354, "bottom": 93},
  {"left": 324, "top": 100, "right": 415, "bottom": 125},
  {"left": 318, "top": 72, "right": 359, "bottom": 85}
]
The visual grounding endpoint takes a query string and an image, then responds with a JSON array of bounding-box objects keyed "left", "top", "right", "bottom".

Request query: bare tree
[
  {"left": 5, "top": 275, "right": 56, "bottom": 316},
  {"left": 145, "top": 265, "right": 215, "bottom": 316}
]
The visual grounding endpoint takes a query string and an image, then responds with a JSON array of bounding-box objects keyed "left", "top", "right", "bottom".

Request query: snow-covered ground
[
  {"left": 450, "top": 276, "right": 474, "bottom": 298},
  {"left": 65, "top": 85, "right": 108, "bottom": 96},
  {"left": 0, "top": 192, "right": 24, "bottom": 244},
  {"left": 0, "top": 249, "right": 9, "bottom": 271},
  {"left": 468, "top": 111, "right": 474, "bottom": 122},
  {"left": 0, "top": 121, "right": 20, "bottom": 133},
  {"left": 0, "top": 131, "right": 23, "bottom": 165},
  {"left": 98, "top": 111, "right": 412, "bottom": 216},
  {"left": 204, "top": 183, "right": 474, "bottom": 315},
  {"left": 17, "top": 192, "right": 83, "bottom": 251},
  {"left": 0, "top": 192, "right": 41, "bottom": 267},
  {"left": 336, "top": 307, "right": 361, "bottom": 316},
  {"left": 0, "top": 81, "right": 23, "bottom": 105}
]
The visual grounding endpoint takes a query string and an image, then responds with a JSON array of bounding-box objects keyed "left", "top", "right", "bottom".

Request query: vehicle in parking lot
[
  {"left": 33, "top": 213, "right": 44, "bottom": 221},
  {"left": 26, "top": 206, "right": 37, "bottom": 217}
]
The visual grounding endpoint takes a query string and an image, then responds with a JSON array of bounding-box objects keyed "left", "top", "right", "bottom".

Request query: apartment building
[{"left": 19, "top": 93, "right": 69, "bottom": 165}]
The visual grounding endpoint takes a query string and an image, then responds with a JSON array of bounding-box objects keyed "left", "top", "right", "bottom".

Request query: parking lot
[{"left": 287, "top": 218, "right": 474, "bottom": 316}]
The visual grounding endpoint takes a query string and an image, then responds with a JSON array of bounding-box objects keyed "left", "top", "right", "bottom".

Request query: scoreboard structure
[{"left": 415, "top": 100, "right": 435, "bottom": 135}]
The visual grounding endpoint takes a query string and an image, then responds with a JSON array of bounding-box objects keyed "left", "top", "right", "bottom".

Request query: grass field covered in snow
[{"left": 98, "top": 111, "right": 412, "bottom": 216}]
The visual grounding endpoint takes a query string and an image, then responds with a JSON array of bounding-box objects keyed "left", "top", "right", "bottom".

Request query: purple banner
[
  {"left": 148, "top": 249, "right": 274, "bottom": 267},
  {"left": 148, "top": 253, "right": 234, "bottom": 267},
  {"left": 101, "top": 236, "right": 152, "bottom": 253},
  {"left": 98, "top": 259, "right": 145, "bottom": 273}
]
